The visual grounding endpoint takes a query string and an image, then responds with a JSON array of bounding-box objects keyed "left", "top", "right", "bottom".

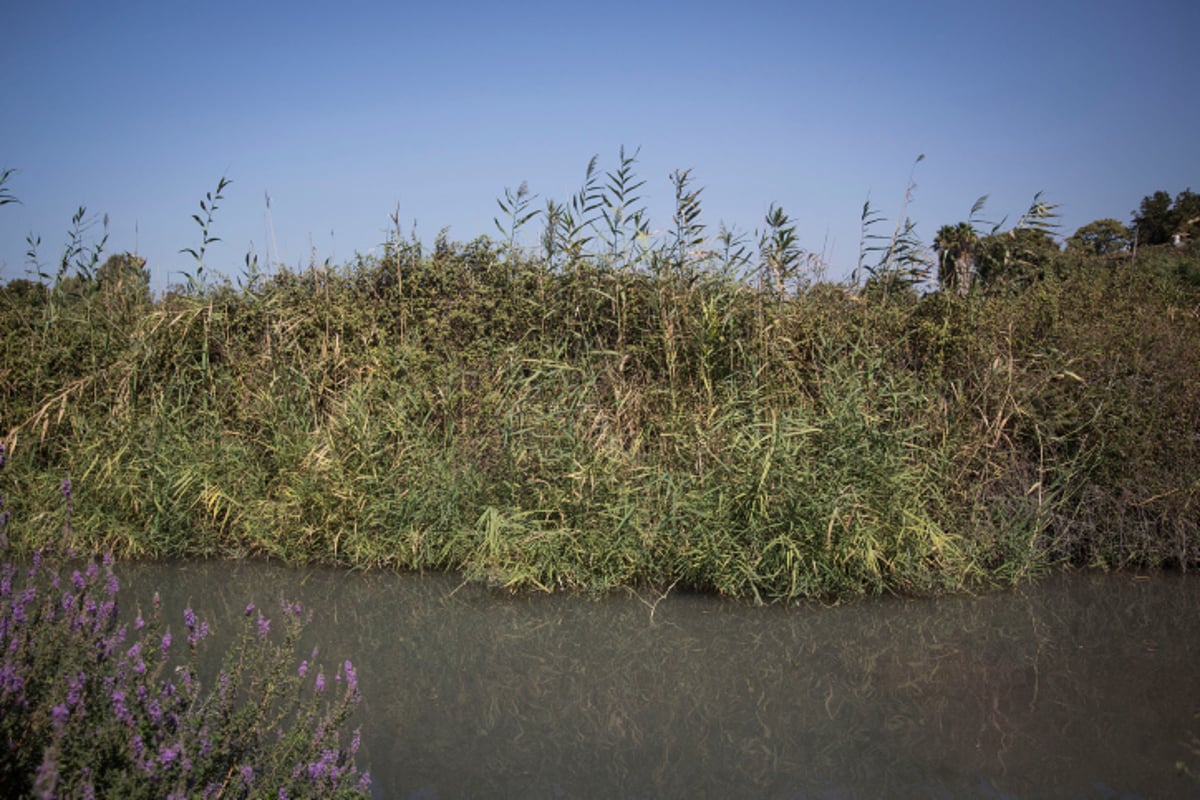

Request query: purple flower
[
  {"left": 314, "top": 671, "right": 325, "bottom": 693},
  {"left": 0, "top": 664, "right": 25, "bottom": 696},
  {"left": 51, "top": 703, "right": 69, "bottom": 729},
  {"left": 66, "top": 671, "right": 85, "bottom": 707},
  {"left": 244, "top": 602, "right": 255, "bottom": 616},
  {"left": 256, "top": 615, "right": 270, "bottom": 638},
  {"left": 61, "top": 477, "right": 72, "bottom": 498},
  {"left": 161, "top": 631, "right": 172, "bottom": 657},
  {"left": 94, "top": 599, "right": 116, "bottom": 631},
  {"left": 198, "top": 729, "right": 212, "bottom": 758},
  {"left": 184, "top": 608, "right": 210, "bottom": 645},
  {"left": 158, "top": 742, "right": 180, "bottom": 766},
  {"left": 298, "top": 660, "right": 308, "bottom": 678},
  {"left": 343, "top": 660, "right": 358, "bottom": 695},
  {"left": 306, "top": 748, "right": 338, "bottom": 782},
  {"left": 240, "top": 765, "right": 254, "bottom": 786},
  {"left": 111, "top": 689, "right": 133, "bottom": 725},
  {"left": 135, "top": 612, "right": 145, "bottom": 631}
]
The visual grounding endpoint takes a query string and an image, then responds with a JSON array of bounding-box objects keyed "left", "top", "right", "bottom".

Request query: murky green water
[{"left": 114, "top": 562, "right": 1200, "bottom": 799}]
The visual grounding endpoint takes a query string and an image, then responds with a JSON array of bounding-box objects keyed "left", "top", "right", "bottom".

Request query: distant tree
[
  {"left": 0, "top": 278, "right": 48, "bottom": 313},
  {"left": 95, "top": 252, "right": 152, "bottom": 309},
  {"left": 938, "top": 192, "right": 1061, "bottom": 293},
  {"left": 1066, "top": 218, "right": 1132, "bottom": 256},
  {"left": 96, "top": 252, "right": 149, "bottom": 290},
  {"left": 1132, "top": 188, "right": 1200, "bottom": 246},
  {"left": 933, "top": 222, "right": 978, "bottom": 296},
  {"left": 1133, "top": 191, "right": 1173, "bottom": 245},
  {"left": 976, "top": 228, "right": 1061, "bottom": 290}
]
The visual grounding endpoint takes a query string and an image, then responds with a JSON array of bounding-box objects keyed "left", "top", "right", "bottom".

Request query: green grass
[{"left": 2, "top": 162, "right": 1198, "bottom": 603}]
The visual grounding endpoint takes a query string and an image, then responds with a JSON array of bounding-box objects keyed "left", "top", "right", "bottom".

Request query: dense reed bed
[{"left": 2, "top": 167, "right": 1198, "bottom": 602}]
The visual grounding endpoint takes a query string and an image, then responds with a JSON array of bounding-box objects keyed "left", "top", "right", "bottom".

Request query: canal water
[{"left": 114, "top": 562, "right": 1200, "bottom": 799}]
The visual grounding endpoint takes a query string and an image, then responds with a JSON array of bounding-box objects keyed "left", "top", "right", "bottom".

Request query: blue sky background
[{"left": 2, "top": 0, "right": 1197, "bottom": 291}]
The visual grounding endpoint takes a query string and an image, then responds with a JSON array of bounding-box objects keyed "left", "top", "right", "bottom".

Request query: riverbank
[{"left": 2, "top": 236, "right": 1198, "bottom": 602}]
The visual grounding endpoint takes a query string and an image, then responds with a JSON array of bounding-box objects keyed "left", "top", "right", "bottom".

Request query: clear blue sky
[{"left": 2, "top": 0, "right": 1197, "bottom": 291}]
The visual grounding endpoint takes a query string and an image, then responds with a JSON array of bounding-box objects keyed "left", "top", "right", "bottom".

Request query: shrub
[{"left": 0, "top": 447, "right": 370, "bottom": 798}]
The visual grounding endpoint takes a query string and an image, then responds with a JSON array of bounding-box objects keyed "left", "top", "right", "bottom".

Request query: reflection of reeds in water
[{"left": 114, "top": 562, "right": 1200, "bottom": 798}]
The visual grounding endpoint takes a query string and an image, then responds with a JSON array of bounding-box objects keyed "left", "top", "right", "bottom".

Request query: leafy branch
[
  {"left": 0, "top": 167, "right": 19, "bottom": 209},
  {"left": 180, "top": 175, "right": 231, "bottom": 289}
]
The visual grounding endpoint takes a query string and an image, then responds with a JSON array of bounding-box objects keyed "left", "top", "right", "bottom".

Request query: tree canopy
[
  {"left": 1132, "top": 189, "right": 1200, "bottom": 246},
  {"left": 1066, "top": 218, "right": 1132, "bottom": 256}
]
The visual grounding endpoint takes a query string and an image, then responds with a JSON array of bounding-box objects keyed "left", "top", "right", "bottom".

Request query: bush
[{"left": 0, "top": 446, "right": 370, "bottom": 798}]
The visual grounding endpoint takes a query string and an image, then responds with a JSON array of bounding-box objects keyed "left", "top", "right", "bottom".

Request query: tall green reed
[{"left": 2, "top": 152, "right": 1196, "bottom": 605}]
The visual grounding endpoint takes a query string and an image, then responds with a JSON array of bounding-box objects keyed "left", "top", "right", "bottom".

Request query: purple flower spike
[
  {"left": 158, "top": 741, "right": 180, "bottom": 766},
  {"left": 256, "top": 615, "right": 270, "bottom": 638},
  {"left": 244, "top": 602, "right": 255, "bottom": 616}
]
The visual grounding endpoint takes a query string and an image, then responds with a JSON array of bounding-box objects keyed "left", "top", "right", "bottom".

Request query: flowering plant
[{"left": 0, "top": 444, "right": 370, "bottom": 798}]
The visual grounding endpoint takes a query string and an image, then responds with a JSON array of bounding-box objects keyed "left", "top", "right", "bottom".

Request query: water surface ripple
[{"left": 114, "top": 563, "right": 1200, "bottom": 799}]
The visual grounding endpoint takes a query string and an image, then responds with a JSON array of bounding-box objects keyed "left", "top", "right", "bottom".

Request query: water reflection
[{"left": 115, "top": 562, "right": 1200, "bottom": 799}]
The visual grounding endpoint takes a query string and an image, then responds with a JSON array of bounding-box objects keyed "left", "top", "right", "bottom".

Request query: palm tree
[{"left": 934, "top": 222, "right": 978, "bottom": 296}]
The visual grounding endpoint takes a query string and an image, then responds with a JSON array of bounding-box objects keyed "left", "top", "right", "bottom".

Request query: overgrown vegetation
[{"left": 1, "top": 156, "right": 1198, "bottom": 604}]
